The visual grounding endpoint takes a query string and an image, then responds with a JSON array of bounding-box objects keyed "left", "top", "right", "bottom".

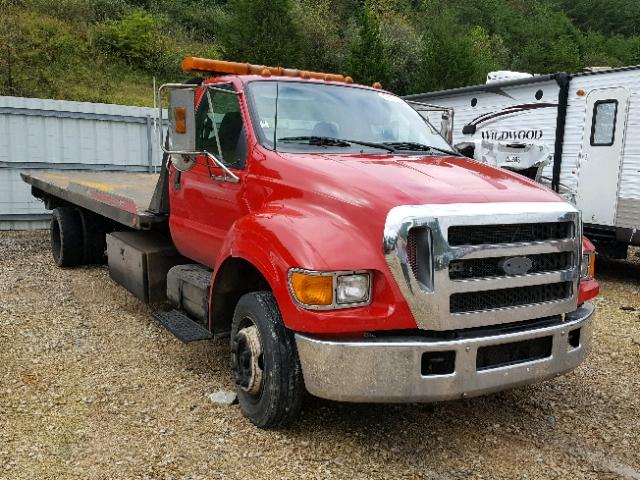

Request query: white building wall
[{"left": 0, "top": 95, "right": 166, "bottom": 230}]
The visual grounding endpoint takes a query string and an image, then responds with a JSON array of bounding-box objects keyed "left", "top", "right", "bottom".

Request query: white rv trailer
[{"left": 405, "top": 67, "right": 640, "bottom": 258}]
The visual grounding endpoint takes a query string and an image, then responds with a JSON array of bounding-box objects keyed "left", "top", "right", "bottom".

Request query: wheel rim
[{"left": 233, "top": 323, "right": 264, "bottom": 398}]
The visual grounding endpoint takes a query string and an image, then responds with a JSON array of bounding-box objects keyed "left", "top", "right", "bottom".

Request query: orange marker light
[
  {"left": 174, "top": 107, "right": 187, "bottom": 134},
  {"left": 581, "top": 252, "right": 596, "bottom": 279},
  {"left": 577, "top": 89, "right": 586, "bottom": 97},
  {"left": 181, "top": 56, "right": 351, "bottom": 84},
  {"left": 290, "top": 272, "right": 333, "bottom": 306}
]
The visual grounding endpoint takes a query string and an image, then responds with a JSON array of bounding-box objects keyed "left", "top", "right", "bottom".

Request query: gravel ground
[{"left": 1, "top": 230, "right": 639, "bottom": 480}]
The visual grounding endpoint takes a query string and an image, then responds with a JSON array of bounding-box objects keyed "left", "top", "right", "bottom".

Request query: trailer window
[
  {"left": 195, "top": 84, "right": 248, "bottom": 169},
  {"left": 590, "top": 100, "right": 618, "bottom": 146}
]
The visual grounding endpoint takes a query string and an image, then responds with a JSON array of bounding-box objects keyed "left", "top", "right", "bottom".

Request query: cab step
[{"left": 153, "top": 309, "right": 213, "bottom": 343}]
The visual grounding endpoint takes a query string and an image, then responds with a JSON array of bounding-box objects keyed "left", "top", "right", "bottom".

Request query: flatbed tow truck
[
  {"left": 23, "top": 171, "right": 163, "bottom": 230},
  {"left": 23, "top": 57, "right": 599, "bottom": 428}
]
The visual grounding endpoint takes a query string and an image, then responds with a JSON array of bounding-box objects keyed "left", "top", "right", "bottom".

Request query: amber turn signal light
[
  {"left": 181, "top": 56, "right": 351, "bottom": 84},
  {"left": 581, "top": 252, "right": 596, "bottom": 279},
  {"left": 289, "top": 272, "right": 333, "bottom": 306},
  {"left": 174, "top": 107, "right": 187, "bottom": 134}
]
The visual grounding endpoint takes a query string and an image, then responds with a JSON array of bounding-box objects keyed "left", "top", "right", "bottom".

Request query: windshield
[{"left": 247, "top": 81, "right": 455, "bottom": 155}]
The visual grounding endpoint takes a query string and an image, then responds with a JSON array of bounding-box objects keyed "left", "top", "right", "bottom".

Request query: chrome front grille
[
  {"left": 448, "top": 252, "right": 573, "bottom": 280},
  {"left": 384, "top": 202, "right": 581, "bottom": 331},
  {"left": 448, "top": 221, "right": 574, "bottom": 246},
  {"left": 450, "top": 281, "right": 573, "bottom": 314}
]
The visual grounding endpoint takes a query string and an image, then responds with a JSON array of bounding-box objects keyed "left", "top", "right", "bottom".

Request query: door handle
[{"left": 173, "top": 170, "right": 181, "bottom": 191}]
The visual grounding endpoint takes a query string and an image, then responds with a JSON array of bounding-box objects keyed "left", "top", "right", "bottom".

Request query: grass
[{"left": 0, "top": 2, "right": 219, "bottom": 106}]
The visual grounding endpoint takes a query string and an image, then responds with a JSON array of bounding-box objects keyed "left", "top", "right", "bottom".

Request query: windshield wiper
[
  {"left": 383, "top": 142, "right": 461, "bottom": 156},
  {"left": 278, "top": 136, "right": 395, "bottom": 152},
  {"left": 278, "top": 136, "right": 350, "bottom": 147}
]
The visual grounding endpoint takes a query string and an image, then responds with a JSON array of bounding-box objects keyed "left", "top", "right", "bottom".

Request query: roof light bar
[{"left": 181, "top": 57, "right": 353, "bottom": 84}]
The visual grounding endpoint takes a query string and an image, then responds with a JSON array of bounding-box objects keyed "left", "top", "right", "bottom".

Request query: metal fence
[{"left": 0, "top": 95, "right": 166, "bottom": 230}]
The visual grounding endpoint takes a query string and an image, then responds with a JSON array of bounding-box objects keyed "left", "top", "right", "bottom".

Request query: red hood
[
  {"left": 240, "top": 151, "right": 571, "bottom": 334},
  {"left": 271, "top": 152, "right": 562, "bottom": 211},
  {"left": 245, "top": 149, "right": 567, "bottom": 277}
]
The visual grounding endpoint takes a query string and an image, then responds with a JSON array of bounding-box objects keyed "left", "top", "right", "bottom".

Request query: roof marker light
[{"left": 181, "top": 57, "right": 351, "bottom": 83}]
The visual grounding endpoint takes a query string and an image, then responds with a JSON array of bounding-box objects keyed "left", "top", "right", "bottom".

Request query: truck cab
[{"left": 24, "top": 57, "right": 599, "bottom": 429}]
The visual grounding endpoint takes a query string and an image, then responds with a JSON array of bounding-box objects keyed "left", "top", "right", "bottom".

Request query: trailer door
[{"left": 576, "top": 87, "right": 629, "bottom": 225}]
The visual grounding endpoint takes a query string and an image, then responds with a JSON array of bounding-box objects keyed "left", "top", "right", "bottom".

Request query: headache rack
[{"left": 384, "top": 202, "right": 581, "bottom": 331}]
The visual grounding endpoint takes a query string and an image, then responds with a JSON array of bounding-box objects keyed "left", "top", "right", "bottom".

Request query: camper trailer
[{"left": 405, "top": 67, "right": 640, "bottom": 258}]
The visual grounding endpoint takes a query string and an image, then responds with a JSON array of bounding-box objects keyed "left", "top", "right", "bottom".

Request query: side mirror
[
  {"left": 158, "top": 84, "right": 198, "bottom": 172},
  {"left": 157, "top": 83, "right": 240, "bottom": 182},
  {"left": 168, "top": 88, "right": 197, "bottom": 153},
  {"left": 405, "top": 100, "right": 455, "bottom": 145},
  {"left": 455, "top": 141, "right": 476, "bottom": 160}
]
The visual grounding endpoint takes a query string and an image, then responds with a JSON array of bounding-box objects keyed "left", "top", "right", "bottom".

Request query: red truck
[{"left": 22, "top": 57, "right": 599, "bottom": 428}]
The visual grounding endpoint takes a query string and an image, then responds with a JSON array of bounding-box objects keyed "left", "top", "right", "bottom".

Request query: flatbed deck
[{"left": 21, "top": 170, "right": 166, "bottom": 230}]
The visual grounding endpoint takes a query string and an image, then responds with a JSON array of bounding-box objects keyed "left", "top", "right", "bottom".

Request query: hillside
[{"left": 1, "top": 0, "right": 640, "bottom": 106}]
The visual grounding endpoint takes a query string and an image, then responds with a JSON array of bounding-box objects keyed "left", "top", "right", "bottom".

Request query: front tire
[{"left": 230, "top": 291, "right": 304, "bottom": 428}]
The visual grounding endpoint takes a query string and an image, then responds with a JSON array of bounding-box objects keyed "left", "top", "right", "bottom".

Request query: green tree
[
  {"left": 92, "top": 9, "right": 171, "bottom": 71},
  {"left": 294, "top": 0, "right": 354, "bottom": 73},
  {"left": 379, "top": 11, "right": 420, "bottom": 94},
  {"left": 412, "top": 12, "right": 479, "bottom": 92},
  {"left": 468, "top": 25, "right": 507, "bottom": 82},
  {"left": 7, "top": 0, "right": 640, "bottom": 104},
  {"left": 147, "top": 0, "right": 224, "bottom": 41},
  {"left": 0, "top": 9, "right": 80, "bottom": 98},
  {"left": 557, "top": 0, "right": 640, "bottom": 37},
  {"left": 347, "top": 3, "right": 389, "bottom": 87},
  {"left": 509, "top": 3, "right": 583, "bottom": 73},
  {"left": 219, "top": 0, "right": 302, "bottom": 66}
]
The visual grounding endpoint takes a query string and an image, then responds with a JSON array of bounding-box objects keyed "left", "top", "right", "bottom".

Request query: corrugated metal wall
[{"left": 0, "top": 95, "right": 165, "bottom": 230}]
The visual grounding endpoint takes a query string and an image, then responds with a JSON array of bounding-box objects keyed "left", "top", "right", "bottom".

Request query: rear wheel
[
  {"left": 230, "top": 291, "right": 304, "bottom": 428},
  {"left": 50, "top": 207, "right": 84, "bottom": 267},
  {"left": 78, "top": 209, "right": 107, "bottom": 264}
]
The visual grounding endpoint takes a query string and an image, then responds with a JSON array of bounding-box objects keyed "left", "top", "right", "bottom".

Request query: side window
[
  {"left": 590, "top": 99, "right": 618, "bottom": 146},
  {"left": 195, "top": 85, "right": 248, "bottom": 169}
]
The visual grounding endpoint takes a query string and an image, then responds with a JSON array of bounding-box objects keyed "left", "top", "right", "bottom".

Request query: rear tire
[
  {"left": 50, "top": 207, "right": 84, "bottom": 267},
  {"left": 230, "top": 291, "right": 304, "bottom": 428},
  {"left": 78, "top": 209, "right": 107, "bottom": 264}
]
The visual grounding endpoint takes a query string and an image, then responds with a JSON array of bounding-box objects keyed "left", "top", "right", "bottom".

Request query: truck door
[
  {"left": 576, "top": 87, "right": 629, "bottom": 226},
  {"left": 170, "top": 83, "right": 249, "bottom": 267}
]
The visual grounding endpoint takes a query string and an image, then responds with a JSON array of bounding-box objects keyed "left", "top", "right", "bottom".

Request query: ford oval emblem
[{"left": 501, "top": 256, "right": 533, "bottom": 275}]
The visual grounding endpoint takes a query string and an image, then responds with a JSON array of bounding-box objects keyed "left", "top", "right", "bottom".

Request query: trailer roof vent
[{"left": 486, "top": 71, "right": 533, "bottom": 84}]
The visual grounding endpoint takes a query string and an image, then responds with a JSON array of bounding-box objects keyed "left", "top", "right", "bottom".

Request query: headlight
[
  {"left": 336, "top": 274, "right": 370, "bottom": 304},
  {"left": 288, "top": 269, "right": 372, "bottom": 309},
  {"left": 580, "top": 252, "right": 595, "bottom": 279}
]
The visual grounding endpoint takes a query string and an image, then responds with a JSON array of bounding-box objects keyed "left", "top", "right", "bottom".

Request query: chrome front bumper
[{"left": 295, "top": 303, "right": 594, "bottom": 403}]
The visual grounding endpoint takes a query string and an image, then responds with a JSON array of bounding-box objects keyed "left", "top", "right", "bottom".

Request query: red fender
[{"left": 209, "top": 206, "right": 417, "bottom": 335}]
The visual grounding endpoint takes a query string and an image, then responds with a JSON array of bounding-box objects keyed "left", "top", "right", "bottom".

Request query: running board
[{"left": 153, "top": 309, "right": 213, "bottom": 343}]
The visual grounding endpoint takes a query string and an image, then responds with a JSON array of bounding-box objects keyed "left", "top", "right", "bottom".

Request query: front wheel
[{"left": 230, "top": 291, "right": 304, "bottom": 428}]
